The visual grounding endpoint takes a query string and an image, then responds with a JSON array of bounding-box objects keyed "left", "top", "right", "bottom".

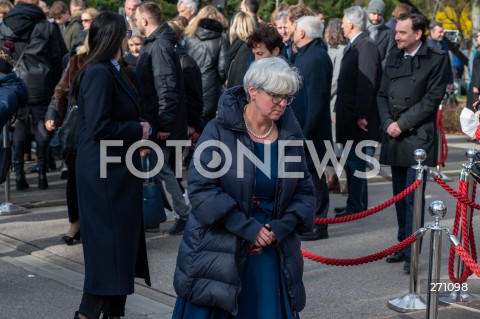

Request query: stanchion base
[
  {"left": 439, "top": 291, "right": 478, "bottom": 305},
  {"left": 0, "top": 202, "right": 27, "bottom": 215},
  {"left": 387, "top": 293, "right": 427, "bottom": 312}
]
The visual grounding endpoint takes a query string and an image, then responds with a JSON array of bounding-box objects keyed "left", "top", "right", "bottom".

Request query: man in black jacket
[
  {"left": 378, "top": 13, "right": 448, "bottom": 273},
  {"left": 0, "top": 0, "right": 67, "bottom": 191},
  {"left": 293, "top": 15, "right": 333, "bottom": 241},
  {"left": 135, "top": 2, "right": 190, "bottom": 234}
]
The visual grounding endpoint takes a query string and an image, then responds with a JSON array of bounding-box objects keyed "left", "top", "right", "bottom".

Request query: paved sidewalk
[{"left": 1, "top": 134, "right": 480, "bottom": 319}]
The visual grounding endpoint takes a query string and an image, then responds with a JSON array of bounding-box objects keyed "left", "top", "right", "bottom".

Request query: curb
[{"left": 0, "top": 233, "right": 176, "bottom": 309}]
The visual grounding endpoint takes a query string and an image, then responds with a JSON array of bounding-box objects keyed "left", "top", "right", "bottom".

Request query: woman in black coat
[
  {"left": 172, "top": 57, "right": 315, "bottom": 318},
  {"left": 71, "top": 12, "right": 151, "bottom": 319},
  {"left": 184, "top": 5, "right": 228, "bottom": 125}
]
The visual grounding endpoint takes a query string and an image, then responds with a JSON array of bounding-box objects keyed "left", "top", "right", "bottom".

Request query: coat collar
[{"left": 104, "top": 62, "right": 139, "bottom": 113}]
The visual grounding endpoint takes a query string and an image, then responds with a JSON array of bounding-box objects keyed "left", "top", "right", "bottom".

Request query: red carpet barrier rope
[
  {"left": 433, "top": 176, "right": 480, "bottom": 209},
  {"left": 447, "top": 180, "right": 478, "bottom": 283},
  {"left": 315, "top": 179, "right": 421, "bottom": 225},
  {"left": 456, "top": 245, "right": 480, "bottom": 278},
  {"left": 301, "top": 234, "right": 417, "bottom": 266},
  {"left": 436, "top": 108, "right": 448, "bottom": 167}
]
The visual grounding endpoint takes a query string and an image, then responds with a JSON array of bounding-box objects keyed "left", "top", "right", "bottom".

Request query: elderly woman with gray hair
[{"left": 172, "top": 57, "right": 315, "bottom": 319}]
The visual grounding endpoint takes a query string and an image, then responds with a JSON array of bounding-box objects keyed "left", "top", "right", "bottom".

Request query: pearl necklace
[{"left": 243, "top": 105, "right": 274, "bottom": 139}]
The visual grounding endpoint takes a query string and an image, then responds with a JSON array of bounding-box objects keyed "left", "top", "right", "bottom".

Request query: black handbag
[
  {"left": 142, "top": 155, "right": 167, "bottom": 229},
  {"left": 50, "top": 104, "right": 79, "bottom": 157}
]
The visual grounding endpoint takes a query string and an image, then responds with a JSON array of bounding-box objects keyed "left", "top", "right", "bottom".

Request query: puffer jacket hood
[
  {"left": 0, "top": 72, "right": 28, "bottom": 127},
  {"left": 4, "top": 3, "right": 46, "bottom": 36},
  {"left": 195, "top": 18, "right": 223, "bottom": 41}
]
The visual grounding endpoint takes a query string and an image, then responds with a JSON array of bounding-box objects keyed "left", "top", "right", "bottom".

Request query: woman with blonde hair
[
  {"left": 225, "top": 11, "right": 256, "bottom": 88},
  {"left": 184, "top": 5, "right": 228, "bottom": 125}
]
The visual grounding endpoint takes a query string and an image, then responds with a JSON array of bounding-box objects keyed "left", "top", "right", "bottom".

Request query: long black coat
[
  {"left": 377, "top": 44, "right": 448, "bottom": 167},
  {"left": 76, "top": 62, "right": 150, "bottom": 295},
  {"left": 467, "top": 50, "right": 480, "bottom": 111},
  {"left": 336, "top": 32, "right": 382, "bottom": 145},
  {"left": 293, "top": 38, "right": 333, "bottom": 166},
  {"left": 184, "top": 18, "right": 227, "bottom": 123},
  {"left": 173, "top": 86, "right": 315, "bottom": 315}
]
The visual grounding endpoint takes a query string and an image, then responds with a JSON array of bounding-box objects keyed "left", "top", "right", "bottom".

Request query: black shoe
[
  {"left": 334, "top": 206, "right": 346, "bottom": 214},
  {"left": 15, "top": 173, "right": 29, "bottom": 191},
  {"left": 62, "top": 231, "right": 81, "bottom": 245},
  {"left": 403, "top": 259, "right": 411, "bottom": 274},
  {"left": 167, "top": 218, "right": 186, "bottom": 235},
  {"left": 74, "top": 311, "right": 80, "bottom": 319},
  {"left": 386, "top": 251, "right": 405, "bottom": 263},
  {"left": 335, "top": 210, "right": 356, "bottom": 217},
  {"left": 300, "top": 227, "right": 328, "bottom": 241}
]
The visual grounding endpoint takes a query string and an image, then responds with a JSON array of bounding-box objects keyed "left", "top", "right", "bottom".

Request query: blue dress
[{"left": 172, "top": 140, "right": 296, "bottom": 319}]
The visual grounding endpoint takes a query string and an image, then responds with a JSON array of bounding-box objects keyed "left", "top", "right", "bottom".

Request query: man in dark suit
[
  {"left": 378, "top": 13, "right": 448, "bottom": 273},
  {"left": 334, "top": 6, "right": 382, "bottom": 218},
  {"left": 293, "top": 15, "right": 333, "bottom": 240}
]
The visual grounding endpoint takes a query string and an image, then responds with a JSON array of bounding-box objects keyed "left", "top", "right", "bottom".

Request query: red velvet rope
[
  {"left": 315, "top": 179, "right": 421, "bottom": 225},
  {"left": 456, "top": 245, "right": 480, "bottom": 278},
  {"left": 434, "top": 176, "right": 480, "bottom": 209},
  {"left": 447, "top": 180, "right": 478, "bottom": 283},
  {"left": 436, "top": 108, "right": 448, "bottom": 167},
  {"left": 301, "top": 234, "right": 417, "bottom": 266}
]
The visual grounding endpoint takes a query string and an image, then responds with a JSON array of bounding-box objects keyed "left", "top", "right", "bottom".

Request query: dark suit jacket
[
  {"left": 294, "top": 38, "right": 333, "bottom": 166},
  {"left": 335, "top": 32, "right": 382, "bottom": 145},
  {"left": 76, "top": 62, "right": 150, "bottom": 294}
]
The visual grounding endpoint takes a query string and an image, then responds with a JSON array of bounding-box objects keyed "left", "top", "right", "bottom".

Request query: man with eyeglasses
[{"left": 293, "top": 15, "right": 333, "bottom": 241}]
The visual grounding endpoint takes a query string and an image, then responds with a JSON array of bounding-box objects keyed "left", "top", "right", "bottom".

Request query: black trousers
[{"left": 79, "top": 293, "right": 127, "bottom": 318}]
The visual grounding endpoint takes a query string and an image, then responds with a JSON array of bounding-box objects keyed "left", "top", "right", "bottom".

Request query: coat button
[
  {"left": 390, "top": 96, "right": 395, "bottom": 100},
  {"left": 405, "top": 97, "right": 411, "bottom": 102},
  {"left": 391, "top": 78, "right": 396, "bottom": 82},
  {"left": 410, "top": 78, "right": 416, "bottom": 83}
]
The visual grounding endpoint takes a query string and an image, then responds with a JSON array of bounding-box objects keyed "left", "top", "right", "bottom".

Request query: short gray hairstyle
[
  {"left": 177, "top": 0, "right": 197, "bottom": 11},
  {"left": 343, "top": 6, "right": 366, "bottom": 31},
  {"left": 296, "top": 16, "right": 324, "bottom": 39},
  {"left": 243, "top": 57, "right": 302, "bottom": 99},
  {"left": 274, "top": 10, "right": 288, "bottom": 24}
]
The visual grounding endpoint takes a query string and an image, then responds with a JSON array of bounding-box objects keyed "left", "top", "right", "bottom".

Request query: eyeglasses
[
  {"left": 126, "top": 30, "right": 133, "bottom": 39},
  {"left": 81, "top": 19, "right": 92, "bottom": 23},
  {"left": 259, "top": 88, "right": 294, "bottom": 105}
]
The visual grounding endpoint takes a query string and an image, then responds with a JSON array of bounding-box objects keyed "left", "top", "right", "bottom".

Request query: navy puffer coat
[{"left": 173, "top": 86, "right": 315, "bottom": 315}]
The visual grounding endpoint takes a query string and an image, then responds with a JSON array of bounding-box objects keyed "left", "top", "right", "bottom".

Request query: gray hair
[
  {"left": 343, "top": 6, "right": 366, "bottom": 31},
  {"left": 296, "top": 16, "right": 324, "bottom": 39},
  {"left": 177, "top": 0, "right": 197, "bottom": 11},
  {"left": 243, "top": 57, "right": 302, "bottom": 99},
  {"left": 274, "top": 10, "right": 288, "bottom": 24}
]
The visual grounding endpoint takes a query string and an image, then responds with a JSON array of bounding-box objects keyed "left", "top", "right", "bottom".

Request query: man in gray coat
[{"left": 377, "top": 13, "right": 448, "bottom": 273}]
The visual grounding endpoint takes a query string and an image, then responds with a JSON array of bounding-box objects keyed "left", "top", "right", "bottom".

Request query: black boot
[
  {"left": 13, "top": 142, "right": 29, "bottom": 191},
  {"left": 36, "top": 141, "right": 49, "bottom": 189}
]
